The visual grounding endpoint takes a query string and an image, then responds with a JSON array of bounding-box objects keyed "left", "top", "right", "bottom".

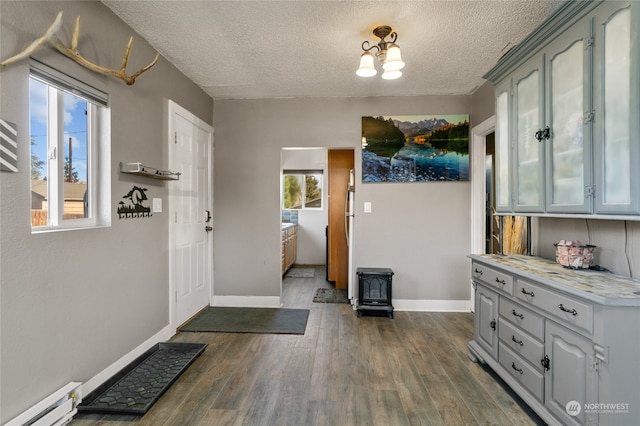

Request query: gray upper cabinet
[
  {"left": 513, "top": 56, "right": 545, "bottom": 212},
  {"left": 544, "top": 19, "right": 592, "bottom": 214},
  {"left": 592, "top": 2, "right": 640, "bottom": 214},
  {"left": 486, "top": 0, "right": 640, "bottom": 217},
  {"left": 495, "top": 79, "right": 513, "bottom": 212}
]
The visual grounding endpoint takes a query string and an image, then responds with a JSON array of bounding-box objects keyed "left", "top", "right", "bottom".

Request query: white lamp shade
[
  {"left": 381, "top": 69, "right": 402, "bottom": 80},
  {"left": 356, "top": 52, "right": 377, "bottom": 77},
  {"left": 382, "top": 44, "right": 405, "bottom": 71}
]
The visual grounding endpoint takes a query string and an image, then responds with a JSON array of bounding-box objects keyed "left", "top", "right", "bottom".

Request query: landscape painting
[{"left": 362, "top": 115, "right": 469, "bottom": 182}]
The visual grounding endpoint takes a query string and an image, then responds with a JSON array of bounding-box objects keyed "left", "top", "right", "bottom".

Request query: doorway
[
  {"left": 167, "top": 100, "right": 214, "bottom": 329},
  {"left": 279, "top": 147, "right": 354, "bottom": 300},
  {"left": 470, "top": 117, "right": 496, "bottom": 310}
]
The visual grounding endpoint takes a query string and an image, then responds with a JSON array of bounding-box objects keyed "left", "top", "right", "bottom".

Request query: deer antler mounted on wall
[{"left": 0, "top": 12, "right": 159, "bottom": 85}]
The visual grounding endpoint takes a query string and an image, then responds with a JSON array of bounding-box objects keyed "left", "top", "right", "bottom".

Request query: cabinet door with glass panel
[
  {"left": 494, "top": 78, "right": 513, "bottom": 213},
  {"left": 592, "top": 1, "right": 640, "bottom": 214},
  {"left": 544, "top": 19, "right": 593, "bottom": 214},
  {"left": 512, "top": 56, "right": 545, "bottom": 212}
]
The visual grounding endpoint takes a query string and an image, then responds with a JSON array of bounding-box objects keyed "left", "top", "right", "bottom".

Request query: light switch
[
  {"left": 152, "top": 198, "right": 162, "bottom": 213},
  {"left": 364, "top": 202, "right": 372, "bottom": 213}
]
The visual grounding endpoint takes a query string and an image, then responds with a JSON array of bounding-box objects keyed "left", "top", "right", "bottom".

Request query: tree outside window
[{"left": 283, "top": 172, "right": 323, "bottom": 209}]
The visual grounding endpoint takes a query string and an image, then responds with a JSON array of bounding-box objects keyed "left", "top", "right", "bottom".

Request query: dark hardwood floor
[{"left": 71, "top": 265, "right": 544, "bottom": 426}]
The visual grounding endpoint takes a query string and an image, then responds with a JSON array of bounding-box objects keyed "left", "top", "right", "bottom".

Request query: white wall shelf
[{"left": 119, "top": 162, "right": 180, "bottom": 181}]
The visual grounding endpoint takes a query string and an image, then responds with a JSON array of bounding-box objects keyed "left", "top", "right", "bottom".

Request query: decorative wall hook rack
[{"left": 119, "top": 162, "right": 180, "bottom": 181}]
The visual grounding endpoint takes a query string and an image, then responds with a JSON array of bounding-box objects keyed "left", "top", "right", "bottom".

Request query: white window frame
[
  {"left": 30, "top": 60, "right": 111, "bottom": 232},
  {"left": 282, "top": 170, "right": 324, "bottom": 210}
]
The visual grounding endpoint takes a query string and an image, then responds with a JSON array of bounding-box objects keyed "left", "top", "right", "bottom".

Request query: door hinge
[
  {"left": 174, "top": 132, "right": 178, "bottom": 144},
  {"left": 585, "top": 36, "right": 594, "bottom": 49},
  {"left": 584, "top": 111, "right": 595, "bottom": 123},
  {"left": 175, "top": 211, "right": 178, "bottom": 223}
]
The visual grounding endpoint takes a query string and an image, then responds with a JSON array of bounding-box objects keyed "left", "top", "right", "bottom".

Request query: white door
[{"left": 168, "top": 100, "right": 213, "bottom": 328}]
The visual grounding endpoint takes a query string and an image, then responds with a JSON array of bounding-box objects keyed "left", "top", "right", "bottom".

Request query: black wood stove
[{"left": 356, "top": 267, "right": 394, "bottom": 318}]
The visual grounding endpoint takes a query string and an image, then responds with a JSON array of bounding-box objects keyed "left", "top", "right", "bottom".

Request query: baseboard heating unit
[{"left": 5, "top": 382, "right": 82, "bottom": 426}]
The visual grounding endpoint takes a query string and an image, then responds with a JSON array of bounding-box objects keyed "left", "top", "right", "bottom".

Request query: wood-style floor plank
[{"left": 70, "top": 265, "right": 543, "bottom": 426}]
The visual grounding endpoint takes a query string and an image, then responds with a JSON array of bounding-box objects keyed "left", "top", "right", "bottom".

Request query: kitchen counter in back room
[{"left": 469, "top": 254, "right": 640, "bottom": 306}]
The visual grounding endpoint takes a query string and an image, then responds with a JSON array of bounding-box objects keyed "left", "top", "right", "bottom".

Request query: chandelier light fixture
[{"left": 356, "top": 25, "right": 405, "bottom": 80}]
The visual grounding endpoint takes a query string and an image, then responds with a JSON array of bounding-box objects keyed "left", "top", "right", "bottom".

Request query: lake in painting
[{"left": 362, "top": 115, "right": 469, "bottom": 182}]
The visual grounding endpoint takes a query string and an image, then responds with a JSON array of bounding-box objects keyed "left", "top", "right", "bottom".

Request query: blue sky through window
[{"left": 30, "top": 77, "right": 88, "bottom": 182}]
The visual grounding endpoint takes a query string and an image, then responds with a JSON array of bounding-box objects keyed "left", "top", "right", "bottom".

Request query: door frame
[
  {"left": 470, "top": 116, "right": 496, "bottom": 309},
  {"left": 167, "top": 99, "right": 214, "bottom": 331}
]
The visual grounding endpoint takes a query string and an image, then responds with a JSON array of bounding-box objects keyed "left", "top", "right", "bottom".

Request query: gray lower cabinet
[
  {"left": 545, "top": 320, "right": 594, "bottom": 425},
  {"left": 474, "top": 285, "right": 499, "bottom": 359},
  {"left": 468, "top": 254, "right": 640, "bottom": 426}
]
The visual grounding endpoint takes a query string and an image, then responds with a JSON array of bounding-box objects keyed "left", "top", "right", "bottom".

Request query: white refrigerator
[{"left": 346, "top": 169, "right": 356, "bottom": 306}]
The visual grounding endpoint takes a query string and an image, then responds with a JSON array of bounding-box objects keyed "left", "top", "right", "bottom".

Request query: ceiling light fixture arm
[{"left": 361, "top": 25, "right": 398, "bottom": 56}]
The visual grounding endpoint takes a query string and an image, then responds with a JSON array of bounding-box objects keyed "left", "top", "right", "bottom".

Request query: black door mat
[
  {"left": 78, "top": 342, "right": 207, "bottom": 415},
  {"left": 313, "top": 288, "right": 349, "bottom": 303}
]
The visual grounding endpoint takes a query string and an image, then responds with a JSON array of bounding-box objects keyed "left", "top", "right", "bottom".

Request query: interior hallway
[{"left": 71, "top": 265, "right": 543, "bottom": 425}]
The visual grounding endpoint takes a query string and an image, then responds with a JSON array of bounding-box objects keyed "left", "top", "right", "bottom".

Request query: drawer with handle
[
  {"left": 472, "top": 261, "right": 513, "bottom": 295},
  {"left": 499, "top": 298, "right": 544, "bottom": 341},
  {"left": 499, "top": 317, "right": 544, "bottom": 370},
  {"left": 515, "top": 279, "right": 593, "bottom": 335},
  {"left": 499, "top": 344, "right": 544, "bottom": 401}
]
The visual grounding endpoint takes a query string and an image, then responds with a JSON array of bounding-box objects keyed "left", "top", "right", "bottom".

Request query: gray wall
[
  {"left": 471, "top": 81, "right": 496, "bottom": 125},
  {"left": 213, "top": 96, "right": 473, "bottom": 304},
  {"left": 0, "top": 1, "right": 212, "bottom": 421}
]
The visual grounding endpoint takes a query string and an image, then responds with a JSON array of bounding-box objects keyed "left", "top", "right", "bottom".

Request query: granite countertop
[{"left": 469, "top": 254, "right": 640, "bottom": 306}]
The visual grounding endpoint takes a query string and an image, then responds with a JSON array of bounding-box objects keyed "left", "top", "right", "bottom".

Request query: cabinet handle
[
  {"left": 474, "top": 268, "right": 483, "bottom": 275},
  {"left": 558, "top": 304, "right": 578, "bottom": 316},
  {"left": 490, "top": 319, "right": 496, "bottom": 330},
  {"left": 495, "top": 277, "right": 506, "bottom": 285},
  {"left": 535, "top": 128, "right": 543, "bottom": 142},
  {"left": 511, "top": 335, "right": 524, "bottom": 346},
  {"left": 521, "top": 288, "right": 535, "bottom": 297},
  {"left": 541, "top": 355, "right": 551, "bottom": 371},
  {"left": 512, "top": 309, "right": 524, "bottom": 320},
  {"left": 511, "top": 362, "right": 524, "bottom": 374},
  {"left": 534, "top": 126, "right": 551, "bottom": 142},
  {"left": 542, "top": 125, "right": 551, "bottom": 140}
]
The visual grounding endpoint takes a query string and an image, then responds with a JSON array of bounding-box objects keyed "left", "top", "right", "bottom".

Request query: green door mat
[{"left": 180, "top": 306, "right": 309, "bottom": 335}]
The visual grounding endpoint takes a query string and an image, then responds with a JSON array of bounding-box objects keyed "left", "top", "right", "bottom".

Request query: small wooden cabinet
[
  {"left": 469, "top": 254, "right": 640, "bottom": 425},
  {"left": 281, "top": 224, "right": 297, "bottom": 274}
]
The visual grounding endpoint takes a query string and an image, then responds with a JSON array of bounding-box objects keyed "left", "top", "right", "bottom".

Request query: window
[
  {"left": 29, "top": 60, "right": 110, "bottom": 231},
  {"left": 283, "top": 171, "right": 323, "bottom": 209}
]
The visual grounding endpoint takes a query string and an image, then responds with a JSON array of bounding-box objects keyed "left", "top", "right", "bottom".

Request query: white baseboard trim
[
  {"left": 212, "top": 295, "right": 281, "bottom": 308},
  {"left": 393, "top": 299, "right": 472, "bottom": 312},
  {"left": 81, "top": 325, "right": 175, "bottom": 397}
]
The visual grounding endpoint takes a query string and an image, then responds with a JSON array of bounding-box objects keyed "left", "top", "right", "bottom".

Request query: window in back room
[{"left": 283, "top": 171, "right": 323, "bottom": 210}]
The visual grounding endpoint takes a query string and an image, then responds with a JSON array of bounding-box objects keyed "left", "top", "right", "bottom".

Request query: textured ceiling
[{"left": 101, "top": 0, "right": 563, "bottom": 100}]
